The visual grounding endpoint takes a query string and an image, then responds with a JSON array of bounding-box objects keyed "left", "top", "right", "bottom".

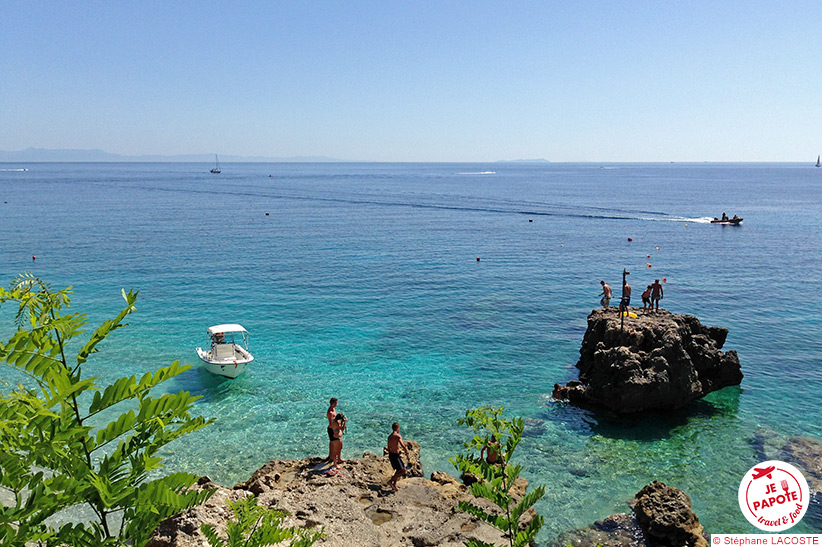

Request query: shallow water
[{"left": 1, "top": 162, "right": 821, "bottom": 538}]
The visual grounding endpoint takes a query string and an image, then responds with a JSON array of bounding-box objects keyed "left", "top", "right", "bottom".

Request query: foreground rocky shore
[
  {"left": 148, "top": 442, "right": 513, "bottom": 547},
  {"left": 553, "top": 308, "right": 743, "bottom": 413},
  {"left": 147, "top": 441, "right": 715, "bottom": 547}
]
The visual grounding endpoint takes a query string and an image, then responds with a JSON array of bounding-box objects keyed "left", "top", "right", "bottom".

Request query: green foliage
[
  {"left": 0, "top": 274, "right": 215, "bottom": 546},
  {"left": 201, "top": 495, "right": 323, "bottom": 547},
  {"left": 450, "top": 406, "right": 545, "bottom": 547}
]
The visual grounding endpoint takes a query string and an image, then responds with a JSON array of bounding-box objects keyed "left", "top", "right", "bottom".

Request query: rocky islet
[{"left": 553, "top": 308, "right": 743, "bottom": 413}]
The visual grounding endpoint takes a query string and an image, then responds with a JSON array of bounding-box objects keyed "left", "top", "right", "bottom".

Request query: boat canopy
[{"left": 207, "top": 324, "right": 248, "bottom": 335}]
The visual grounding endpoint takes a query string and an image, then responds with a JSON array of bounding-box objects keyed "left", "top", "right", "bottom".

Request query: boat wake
[
  {"left": 457, "top": 171, "right": 495, "bottom": 175},
  {"left": 640, "top": 216, "right": 715, "bottom": 224},
  {"left": 0, "top": 168, "right": 28, "bottom": 172},
  {"left": 91, "top": 178, "right": 721, "bottom": 226}
]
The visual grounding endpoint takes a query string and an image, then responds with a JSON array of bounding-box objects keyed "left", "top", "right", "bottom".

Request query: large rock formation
[
  {"left": 147, "top": 441, "right": 521, "bottom": 547},
  {"left": 553, "top": 481, "right": 707, "bottom": 547},
  {"left": 553, "top": 308, "right": 742, "bottom": 413}
]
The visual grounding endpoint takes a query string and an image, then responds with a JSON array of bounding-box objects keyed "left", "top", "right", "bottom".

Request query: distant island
[
  {"left": 495, "top": 158, "right": 550, "bottom": 163},
  {"left": 0, "top": 148, "right": 343, "bottom": 163}
]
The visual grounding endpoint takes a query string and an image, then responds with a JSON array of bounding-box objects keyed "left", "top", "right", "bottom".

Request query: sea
[{"left": 1, "top": 162, "right": 821, "bottom": 539}]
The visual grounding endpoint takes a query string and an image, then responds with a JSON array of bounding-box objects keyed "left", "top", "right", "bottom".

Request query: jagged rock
[
  {"left": 148, "top": 442, "right": 512, "bottom": 547},
  {"left": 553, "top": 308, "right": 742, "bottom": 413},
  {"left": 552, "top": 482, "right": 707, "bottom": 547},
  {"left": 632, "top": 481, "right": 707, "bottom": 547}
]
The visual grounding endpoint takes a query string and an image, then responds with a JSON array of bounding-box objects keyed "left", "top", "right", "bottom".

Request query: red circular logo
[{"left": 738, "top": 460, "right": 808, "bottom": 531}]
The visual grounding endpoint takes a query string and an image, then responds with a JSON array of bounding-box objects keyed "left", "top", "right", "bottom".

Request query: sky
[{"left": 2, "top": 2, "right": 821, "bottom": 162}]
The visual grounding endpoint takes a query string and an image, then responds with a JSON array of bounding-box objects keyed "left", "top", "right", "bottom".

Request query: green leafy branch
[
  {"left": 450, "top": 406, "right": 545, "bottom": 547},
  {"left": 0, "top": 274, "right": 215, "bottom": 546},
  {"left": 202, "top": 495, "right": 323, "bottom": 547}
]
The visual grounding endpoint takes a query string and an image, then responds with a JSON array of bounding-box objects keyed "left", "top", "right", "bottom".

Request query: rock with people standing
[
  {"left": 147, "top": 446, "right": 516, "bottom": 547},
  {"left": 552, "top": 307, "right": 742, "bottom": 413}
]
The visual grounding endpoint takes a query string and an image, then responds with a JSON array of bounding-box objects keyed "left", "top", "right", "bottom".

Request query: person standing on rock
[
  {"left": 387, "top": 422, "right": 410, "bottom": 491},
  {"left": 619, "top": 281, "right": 632, "bottom": 314},
  {"left": 480, "top": 435, "right": 505, "bottom": 465},
  {"left": 651, "top": 279, "right": 664, "bottom": 311},
  {"left": 599, "top": 280, "right": 612, "bottom": 309},
  {"left": 326, "top": 398, "right": 345, "bottom": 464},
  {"left": 641, "top": 285, "right": 652, "bottom": 311},
  {"left": 332, "top": 413, "right": 346, "bottom": 466}
]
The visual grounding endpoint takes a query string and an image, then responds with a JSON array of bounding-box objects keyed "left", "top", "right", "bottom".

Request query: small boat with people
[
  {"left": 196, "top": 324, "right": 254, "bottom": 378},
  {"left": 711, "top": 212, "right": 742, "bottom": 225}
]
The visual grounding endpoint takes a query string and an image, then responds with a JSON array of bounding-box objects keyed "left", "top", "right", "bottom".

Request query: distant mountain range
[{"left": 0, "top": 148, "right": 343, "bottom": 163}]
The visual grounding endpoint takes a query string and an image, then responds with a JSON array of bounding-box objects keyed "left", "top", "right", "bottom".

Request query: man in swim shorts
[
  {"left": 386, "top": 422, "right": 410, "bottom": 491},
  {"left": 650, "top": 279, "right": 664, "bottom": 311},
  {"left": 599, "top": 280, "right": 612, "bottom": 309},
  {"left": 619, "top": 281, "right": 632, "bottom": 314}
]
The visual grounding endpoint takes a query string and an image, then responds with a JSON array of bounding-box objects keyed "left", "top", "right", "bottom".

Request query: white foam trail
[
  {"left": 0, "top": 168, "right": 28, "bottom": 172},
  {"left": 457, "top": 171, "right": 495, "bottom": 175},
  {"left": 639, "top": 216, "right": 715, "bottom": 224}
]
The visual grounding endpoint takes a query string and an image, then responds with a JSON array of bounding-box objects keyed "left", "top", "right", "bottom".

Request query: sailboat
[
  {"left": 816, "top": 155, "right": 820, "bottom": 168},
  {"left": 210, "top": 155, "right": 221, "bottom": 174}
]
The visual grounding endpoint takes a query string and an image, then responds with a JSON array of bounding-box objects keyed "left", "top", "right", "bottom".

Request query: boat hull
[
  {"left": 196, "top": 346, "right": 254, "bottom": 378},
  {"left": 710, "top": 218, "right": 742, "bottom": 225}
]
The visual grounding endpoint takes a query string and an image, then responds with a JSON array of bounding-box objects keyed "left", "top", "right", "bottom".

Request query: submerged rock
[
  {"left": 147, "top": 441, "right": 514, "bottom": 547},
  {"left": 553, "top": 481, "right": 707, "bottom": 547},
  {"left": 752, "top": 431, "right": 822, "bottom": 529},
  {"left": 553, "top": 308, "right": 742, "bottom": 413}
]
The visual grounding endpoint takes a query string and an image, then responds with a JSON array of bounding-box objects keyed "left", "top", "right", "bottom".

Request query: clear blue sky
[{"left": 2, "top": 2, "right": 821, "bottom": 162}]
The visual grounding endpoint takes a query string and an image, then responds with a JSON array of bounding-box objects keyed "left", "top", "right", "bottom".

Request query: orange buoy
[
  {"left": 646, "top": 254, "right": 650, "bottom": 258},
  {"left": 646, "top": 263, "right": 652, "bottom": 267},
  {"left": 627, "top": 238, "right": 633, "bottom": 242},
  {"left": 476, "top": 257, "right": 481, "bottom": 261},
  {"left": 662, "top": 277, "right": 667, "bottom": 283},
  {"left": 32, "top": 255, "right": 36, "bottom": 261}
]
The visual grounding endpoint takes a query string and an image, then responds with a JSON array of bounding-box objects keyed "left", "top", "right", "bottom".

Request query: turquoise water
[{"left": 1, "top": 162, "right": 821, "bottom": 538}]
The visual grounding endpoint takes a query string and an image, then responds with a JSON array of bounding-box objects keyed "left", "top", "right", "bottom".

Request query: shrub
[
  {"left": 450, "top": 406, "right": 545, "bottom": 547},
  {"left": 0, "top": 274, "right": 213, "bottom": 546}
]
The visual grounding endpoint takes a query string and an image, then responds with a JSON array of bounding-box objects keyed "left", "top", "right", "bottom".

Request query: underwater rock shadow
[{"left": 546, "top": 386, "right": 741, "bottom": 442}]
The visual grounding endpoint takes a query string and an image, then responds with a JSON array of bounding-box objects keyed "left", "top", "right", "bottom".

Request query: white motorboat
[{"left": 196, "top": 324, "right": 253, "bottom": 378}]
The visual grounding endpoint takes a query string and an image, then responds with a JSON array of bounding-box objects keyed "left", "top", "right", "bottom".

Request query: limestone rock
[
  {"left": 552, "top": 482, "right": 707, "bottom": 547},
  {"left": 553, "top": 308, "right": 742, "bottom": 413},
  {"left": 148, "top": 442, "right": 508, "bottom": 547},
  {"left": 632, "top": 481, "right": 707, "bottom": 547}
]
